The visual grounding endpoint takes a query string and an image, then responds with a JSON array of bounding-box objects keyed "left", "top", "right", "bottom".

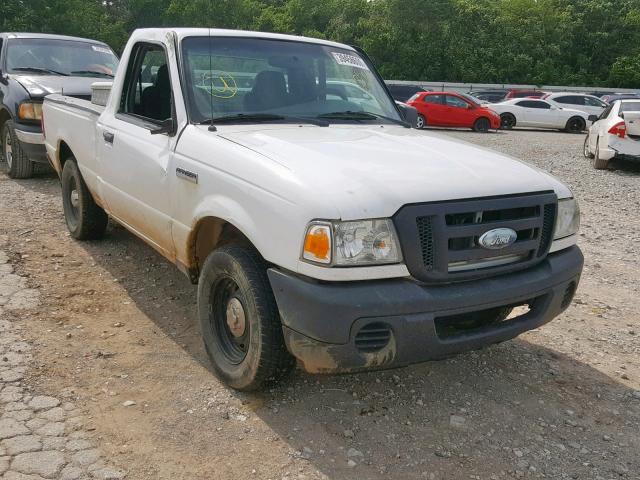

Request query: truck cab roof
[{"left": 129, "top": 27, "right": 357, "bottom": 51}]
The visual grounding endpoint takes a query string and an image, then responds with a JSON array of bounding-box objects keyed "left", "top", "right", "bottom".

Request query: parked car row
[
  {"left": 468, "top": 88, "right": 640, "bottom": 105},
  {"left": 0, "top": 32, "right": 118, "bottom": 178},
  {"left": 407, "top": 91, "right": 591, "bottom": 133}
]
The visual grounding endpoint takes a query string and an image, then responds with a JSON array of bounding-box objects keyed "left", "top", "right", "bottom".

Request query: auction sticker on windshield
[
  {"left": 331, "top": 52, "right": 369, "bottom": 71},
  {"left": 91, "top": 45, "right": 113, "bottom": 54}
]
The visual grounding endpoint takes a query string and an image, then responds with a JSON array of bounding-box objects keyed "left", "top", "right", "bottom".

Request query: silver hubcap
[
  {"left": 225, "top": 297, "right": 246, "bottom": 338},
  {"left": 417, "top": 117, "right": 424, "bottom": 128},
  {"left": 4, "top": 130, "right": 13, "bottom": 169},
  {"left": 70, "top": 190, "right": 80, "bottom": 208}
]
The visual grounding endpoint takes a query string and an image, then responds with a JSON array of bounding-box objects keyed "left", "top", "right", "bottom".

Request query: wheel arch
[
  {"left": 56, "top": 139, "right": 74, "bottom": 176},
  {"left": 0, "top": 107, "right": 11, "bottom": 135},
  {"left": 183, "top": 209, "right": 258, "bottom": 284}
]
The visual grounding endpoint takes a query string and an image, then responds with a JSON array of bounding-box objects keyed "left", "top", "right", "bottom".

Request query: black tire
[
  {"left": 416, "top": 114, "right": 426, "bottom": 129},
  {"left": 592, "top": 139, "right": 609, "bottom": 170},
  {"left": 197, "top": 245, "right": 294, "bottom": 391},
  {"left": 61, "top": 158, "right": 108, "bottom": 239},
  {"left": 583, "top": 135, "right": 594, "bottom": 159},
  {"left": 473, "top": 117, "right": 491, "bottom": 133},
  {"left": 565, "top": 116, "right": 586, "bottom": 133},
  {"left": 500, "top": 113, "right": 516, "bottom": 130},
  {"left": 2, "top": 120, "right": 34, "bottom": 179}
]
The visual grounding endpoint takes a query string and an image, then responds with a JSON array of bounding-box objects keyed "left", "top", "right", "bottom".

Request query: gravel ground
[{"left": 0, "top": 129, "right": 639, "bottom": 480}]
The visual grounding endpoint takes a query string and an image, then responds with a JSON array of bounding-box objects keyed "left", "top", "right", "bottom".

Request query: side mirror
[
  {"left": 396, "top": 103, "right": 418, "bottom": 128},
  {"left": 588, "top": 114, "right": 599, "bottom": 123},
  {"left": 150, "top": 118, "right": 175, "bottom": 136}
]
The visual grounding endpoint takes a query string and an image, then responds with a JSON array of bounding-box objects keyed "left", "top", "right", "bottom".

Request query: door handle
[{"left": 103, "top": 131, "right": 114, "bottom": 144}]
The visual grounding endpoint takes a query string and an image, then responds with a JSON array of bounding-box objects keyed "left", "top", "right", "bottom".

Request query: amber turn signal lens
[
  {"left": 303, "top": 224, "right": 331, "bottom": 264},
  {"left": 18, "top": 102, "right": 43, "bottom": 121}
]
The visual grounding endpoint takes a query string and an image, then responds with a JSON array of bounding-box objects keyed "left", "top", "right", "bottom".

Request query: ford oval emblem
[{"left": 478, "top": 228, "right": 518, "bottom": 250}]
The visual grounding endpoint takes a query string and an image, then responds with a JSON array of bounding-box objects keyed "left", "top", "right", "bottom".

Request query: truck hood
[
  {"left": 10, "top": 74, "right": 99, "bottom": 98},
  {"left": 215, "top": 125, "right": 571, "bottom": 220}
]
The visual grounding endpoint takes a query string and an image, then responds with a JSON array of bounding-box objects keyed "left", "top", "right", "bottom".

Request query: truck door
[{"left": 96, "top": 39, "right": 180, "bottom": 258}]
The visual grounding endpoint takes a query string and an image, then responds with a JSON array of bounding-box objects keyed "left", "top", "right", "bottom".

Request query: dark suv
[{"left": 0, "top": 33, "right": 118, "bottom": 178}]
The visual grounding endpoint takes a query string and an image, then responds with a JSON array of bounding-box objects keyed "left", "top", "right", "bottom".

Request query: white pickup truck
[{"left": 42, "top": 28, "right": 583, "bottom": 391}]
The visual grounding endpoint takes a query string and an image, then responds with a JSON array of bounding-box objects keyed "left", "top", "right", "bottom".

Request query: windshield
[
  {"left": 181, "top": 37, "right": 401, "bottom": 124},
  {"left": 5, "top": 38, "right": 118, "bottom": 77}
]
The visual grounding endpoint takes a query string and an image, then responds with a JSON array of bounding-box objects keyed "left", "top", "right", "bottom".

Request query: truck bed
[{"left": 43, "top": 94, "right": 103, "bottom": 179}]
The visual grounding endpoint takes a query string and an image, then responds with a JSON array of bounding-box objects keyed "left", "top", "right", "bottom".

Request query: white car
[
  {"left": 41, "top": 28, "right": 583, "bottom": 391},
  {"left": 584, "top": 99, "right": 640, "bottom": 169},
  {"left": 491, "top": 99, "right": 589, "bottom": 133},
  {"left": 543, "top": 93, "right": 608, "bottom": 118}
]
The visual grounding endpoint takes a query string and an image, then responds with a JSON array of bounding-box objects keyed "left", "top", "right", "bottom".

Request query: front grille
[
  {"left": 354, "top": 323, "right": 392, "bottom": 353},
  {"left": 394, "top": 192, "right": 558, "bottom": 283},
  {"left": 417, "top": 216, "right": 435, "bottom": 271},
  {"left": 538, "top": 204, "right": 556, "bottom": 257}
]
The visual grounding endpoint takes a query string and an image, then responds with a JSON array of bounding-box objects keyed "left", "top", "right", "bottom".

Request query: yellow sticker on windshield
[{"left": 206, "top": 73, "right": 238, "bottom": 99}]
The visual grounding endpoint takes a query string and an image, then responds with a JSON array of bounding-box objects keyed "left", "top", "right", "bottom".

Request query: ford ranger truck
[{"left": 42, "top": 29, "right": 583, "bottom": 391}]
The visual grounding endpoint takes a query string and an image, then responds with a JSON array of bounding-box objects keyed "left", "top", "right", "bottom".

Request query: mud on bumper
[{"left": 267, "top": 246, "right": 583, "bottom": 374}]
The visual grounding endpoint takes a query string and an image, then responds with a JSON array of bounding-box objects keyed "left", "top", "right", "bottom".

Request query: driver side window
[{"left": 119, "top": 43, "right": 173, "bottom": 123}]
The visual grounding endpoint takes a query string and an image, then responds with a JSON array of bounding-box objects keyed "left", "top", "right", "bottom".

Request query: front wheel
[
  {"left": 197, "top": 245, "right": 294, "bottom": 391},
  {"left": 61, "top": 158, "right": 108, "bottom": 239},
  {"left": 2, "top": 121, "right": 34, "bottom": 179},
  {"left": 473, "top": 117, "right": 491, "bottom": 133},
  {"left": 416, "top": 114, "right": 426, "bottom": 129},
  {"left": 500, "top": 113, "right": 516, "bottom": 130},
  {"left": 565, "top": 116, "right": 586, "bottom": 133}
]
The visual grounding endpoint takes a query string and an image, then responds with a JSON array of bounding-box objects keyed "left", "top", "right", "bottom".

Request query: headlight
[
  {"left": 554, "top": 198, "right": 580, "bottom": 240},
  {"left": 302, "top": 219, "right": 402, "bottom": 266},
  {"left": 18, "top": 102, "right": 43, "bottom": 121}
]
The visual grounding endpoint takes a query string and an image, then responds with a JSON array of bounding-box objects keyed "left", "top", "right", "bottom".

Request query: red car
[
  {"left": 505, "top": 89, "right": 547, "bottom": 99},
  {"left": 407, "top": 92, "right": 501, "bottom": 132}
]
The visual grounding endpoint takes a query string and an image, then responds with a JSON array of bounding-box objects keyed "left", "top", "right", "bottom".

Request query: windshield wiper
[
  {"left": 70, "top": 70, "right": 114, "bottom": 78},
  {"left": 200, "top": 113, "right": 328, "bottom": 127},
  {"left": 318, "top": 110, "right": 408, "bottom": 127},
  {"left": 12, "top": 67, "right": 68, "bottom": 76}
]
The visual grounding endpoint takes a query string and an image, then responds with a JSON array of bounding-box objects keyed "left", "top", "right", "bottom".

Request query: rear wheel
[
  {"left": 500, "top": 113, "right": 516, "bottom": 130},
  {"left": 416, "top": 114, "right": 426, "bottom": 129},
  {"left": 583, "top": 135, "right": 594, "bottom": 158},
  {"left": 198, "top": 245, "right": 294, "bottom": 391},
  {"left": 565, "top": 116, "right": 586, "bottom": 133},
  {"left": 2, "top": 121, "right": 34, "bottom": 179},
  {"left": 592, "top": 139, "right": 609, "bottom": 170},
  {"left": 61, "top": 158, "right": 108, "bottom": 239},
  {"left": 473, "top": 117, "right": 491, "bottom": 133}
]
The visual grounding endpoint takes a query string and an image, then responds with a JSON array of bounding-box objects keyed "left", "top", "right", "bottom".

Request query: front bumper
[
  {"left": 15, "top": 124, "right": 47, "bottom": 163},
  {"left": 268, "top": 246, "right": 583, "bottom": 374}
]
